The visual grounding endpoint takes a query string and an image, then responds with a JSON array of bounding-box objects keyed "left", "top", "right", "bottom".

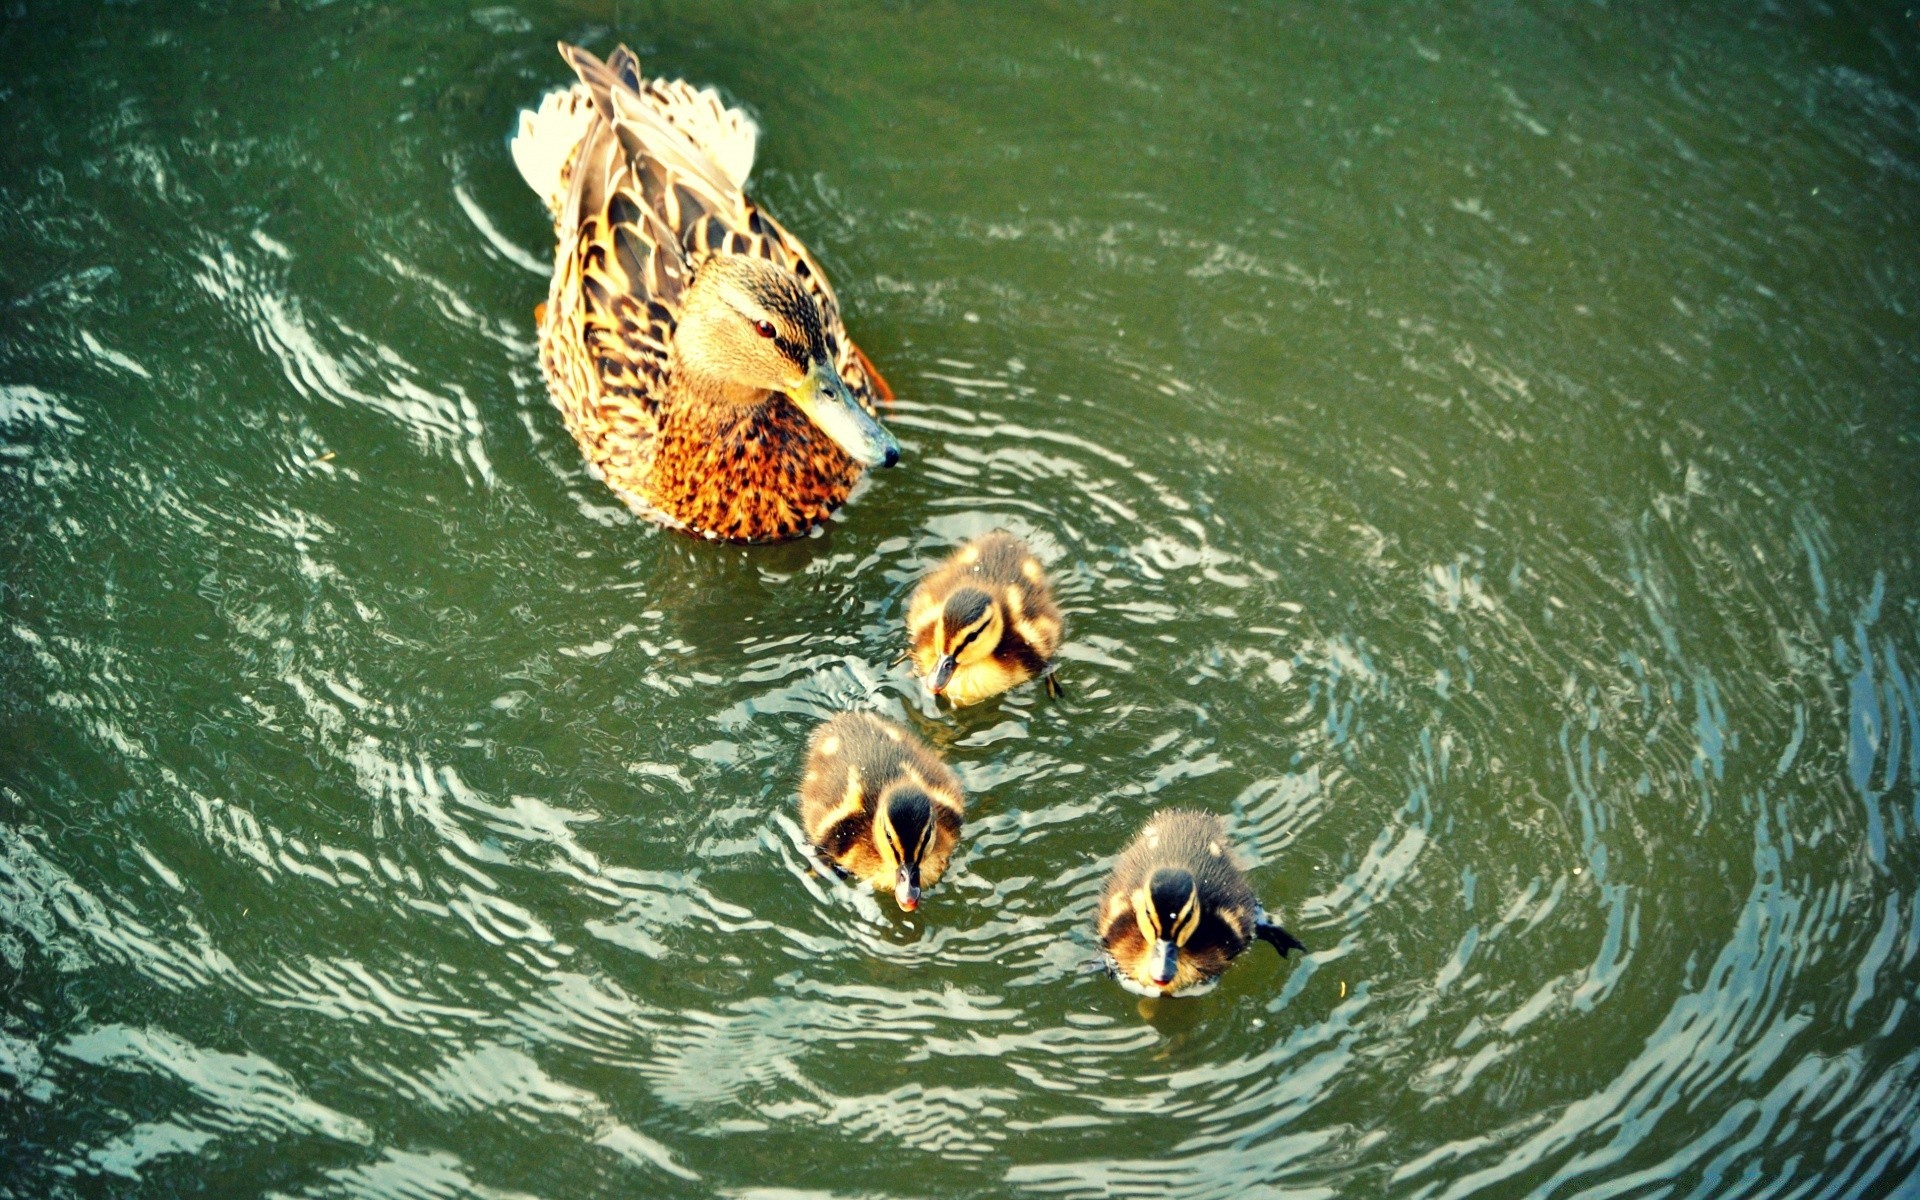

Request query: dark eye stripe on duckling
[
  {"left": 1139, "top": 880, "right": 1198, "bottom": 943},
  {"left": 1175, "top": 897, "right": 1201, "bottom": 943},
  {"left": 947, "top": 621, "right": 989, "bottom": 658},
  {"left": 939, "top": 596, "right": 996, "bottom": 659}
]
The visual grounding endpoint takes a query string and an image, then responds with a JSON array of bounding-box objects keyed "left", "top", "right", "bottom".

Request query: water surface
[{"left": 3, "top": 2, "right": 1918, "bottom": 1196}]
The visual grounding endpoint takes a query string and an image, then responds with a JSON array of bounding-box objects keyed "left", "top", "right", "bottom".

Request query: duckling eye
[{"left": 753, "top": 319, "right": 777, "bottom": 339}]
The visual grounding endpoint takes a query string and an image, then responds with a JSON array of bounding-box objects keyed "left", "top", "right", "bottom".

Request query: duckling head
[
  {"left": 925, "top": 586, "right": 1005, "bottom": 696},
  {"left": 873, "top": 784, "right": 936, "bottom": 911},
  {"left": 1132, "top": 867, "right": 1202, "bottom": 989},
  {"left": 675, "top": 255, "right": 899, "bottom": 468}
]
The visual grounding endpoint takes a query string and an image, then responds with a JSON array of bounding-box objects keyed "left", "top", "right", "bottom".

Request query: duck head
[
  {"left": 874, "top": 785, "right": 936, "bottom": 912},
  {"left": 1132, "top": 867, "right": 1201, "bottom": 989},
  {"left": 675, "top": 255, "right": 899, "bottom": 468},
  {"left": 925, "top": 586, "right": 1005, "bottom": 696}
]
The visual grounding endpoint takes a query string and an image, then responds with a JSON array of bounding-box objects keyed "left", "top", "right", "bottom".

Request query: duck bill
[
  {"left": 790, "top": 360, "right": 900, "bottom": 468},
  {"left": 893, "top": 865, "right": 921, "bottom": 912},
  {"left": 928, "top": 654, "right": 958, "bottom": 696},
  {"left": 1148, "top": 939, "right": 1179, "bottom": 988}
]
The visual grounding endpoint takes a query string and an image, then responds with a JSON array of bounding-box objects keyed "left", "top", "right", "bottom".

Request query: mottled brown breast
[{"left": 647, "top": 396, "right": 861, "bottom": 542}]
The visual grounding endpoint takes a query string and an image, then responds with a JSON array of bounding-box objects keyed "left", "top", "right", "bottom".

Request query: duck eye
[{"left": 753, "top": 319, "right": 777, "bottom": 339}]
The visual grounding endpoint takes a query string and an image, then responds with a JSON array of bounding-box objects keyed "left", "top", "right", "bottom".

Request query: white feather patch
[{"left": 511, "top": 86, "right": 597, "bottom": 220}]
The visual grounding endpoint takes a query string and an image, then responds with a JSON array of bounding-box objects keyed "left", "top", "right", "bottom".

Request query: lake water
[{"left": 3, "top": 2, "right": 1918, "bottom": 1196}]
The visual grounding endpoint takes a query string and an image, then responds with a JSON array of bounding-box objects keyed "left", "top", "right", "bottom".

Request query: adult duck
[{"left": 512, "top": 43, "right": 900, "bottom": 542}]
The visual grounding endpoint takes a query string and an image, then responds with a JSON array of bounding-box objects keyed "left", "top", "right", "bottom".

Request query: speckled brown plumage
[{"left": 646, "top": 393, "right": 860, "bottom": 543}]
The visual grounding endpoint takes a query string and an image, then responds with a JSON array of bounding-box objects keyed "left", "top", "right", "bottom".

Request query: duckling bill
[
  {"left": 799, "top": 713, "right": 965, "bottom": 911},
  {"left": 1098, "top": 810, "right": 1304, "bottom": 997},
  {"left": 906, "top": 531, "right": 1063, "bottom": 707}
]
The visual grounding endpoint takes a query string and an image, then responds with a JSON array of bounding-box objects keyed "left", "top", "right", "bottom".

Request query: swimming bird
[
  {"left": 512, "top": 43, "right": 900, "bottom": 542},
  {"left": 1097, "top": 810, "right": 1303, "bottom": 996},
  {"left": 905, "top": 531, "right": 1062, "bottom": 706},
  {"left": 798, "top": 712, "right": 965, "bottom": 912}
]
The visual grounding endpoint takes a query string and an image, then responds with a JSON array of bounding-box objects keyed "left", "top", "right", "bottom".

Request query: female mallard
[
  {"left": 512, "top": 43, "right": 900, "bottom": 543},
  {"left": 799, "top": 712, "right": 965, "bottom": 912},
  {"left": 1097, "top": 810, "right": 1303, "bottom": 997},
  {"left": 906, "top": 531, "right": 1063, "bottom": 706}
]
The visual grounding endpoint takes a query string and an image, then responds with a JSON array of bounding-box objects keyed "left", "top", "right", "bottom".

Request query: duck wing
[
  {"left": 547, "top": 44, "right": 728, "bottom": 442},
  {"left": 541, "top": 107, "right": 673, "bottom": 504}
]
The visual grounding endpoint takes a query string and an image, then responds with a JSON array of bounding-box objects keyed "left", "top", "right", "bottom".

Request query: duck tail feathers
[
  {"left": 511, "top": 83, "right": 598, "bottom": 220},
  {"left": 556, "top": 41, "right": 757, "bottom": 200}
]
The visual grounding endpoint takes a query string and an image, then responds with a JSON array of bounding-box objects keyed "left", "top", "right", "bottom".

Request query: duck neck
[
  {"left": 666, "top": 357, "right": 775, "bottom": 412},
  {"left": 645, "top": 365, "right": 857, "bottom": 542}
]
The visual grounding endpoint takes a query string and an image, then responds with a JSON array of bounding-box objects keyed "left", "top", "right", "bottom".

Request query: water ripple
[{"left": 2, "top": 4, "right": 1916, "bottom": 1196}]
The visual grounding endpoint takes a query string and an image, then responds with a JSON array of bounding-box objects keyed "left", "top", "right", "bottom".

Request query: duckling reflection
[
  {"left": 798, "top": 712, "right": 965, "bottom": 912},
  {"left": 906, "top": 531, "right": 1063, "bottom": 707},
  {"left": 1097, "top": 810, "right": 1304, "bottom": 997}
]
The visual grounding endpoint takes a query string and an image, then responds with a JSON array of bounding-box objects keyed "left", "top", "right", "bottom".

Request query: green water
[{"left": 3, "top": 1, "right": 1919, "bottom": 1196}]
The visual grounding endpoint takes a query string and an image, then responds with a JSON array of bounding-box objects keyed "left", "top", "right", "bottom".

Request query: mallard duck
[
  {"left": 1097, "top": 810, "right": 1304, "bottom": 997},
  {"left": 798, "top": 712, "right": 965, "bottom": 911},
  {"left": 511, "top": 43, "right": 900, "bottom": 543},
  {"left": 905, "top": 531, "right": 1063, "bottom": 706}
]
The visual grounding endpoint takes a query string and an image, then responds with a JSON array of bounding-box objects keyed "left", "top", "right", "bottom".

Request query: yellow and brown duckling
[
  {"left": 906, "top": 531, "right": 1063, "bottom": 706},
  {"left": 798, "top": 712, "right": 965, "bottom": 912},
  {"left": 512, "top": 43, "right": 899, "bottom": 543},
  {"left": 1097, "top": 810, "right": 1304, "bottom": 997}
]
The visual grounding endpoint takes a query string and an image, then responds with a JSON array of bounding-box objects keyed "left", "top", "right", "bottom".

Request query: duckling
[
  {"left": 1097, "top": 810, "right": 1304, "bottom": 997},
  {"left": 905, "top": 531, "right": 1063, "bottom": 706},
  {"left": 512, "top": 44, "right": 900, "bottom": 542},
  {"left": 798, "top": 712, "right": 965, "bottom": 912}
]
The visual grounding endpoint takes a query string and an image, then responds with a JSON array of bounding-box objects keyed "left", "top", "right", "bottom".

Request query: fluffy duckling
[
  {"left": 905, "top": 531, "right": 1063, "bottom": 706},
  {"left": 1097, "top": 810, "right": 1304, "bottom": 997},
  {"left": 798, "top": 712, "right": 965, "bottom": 911}
]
